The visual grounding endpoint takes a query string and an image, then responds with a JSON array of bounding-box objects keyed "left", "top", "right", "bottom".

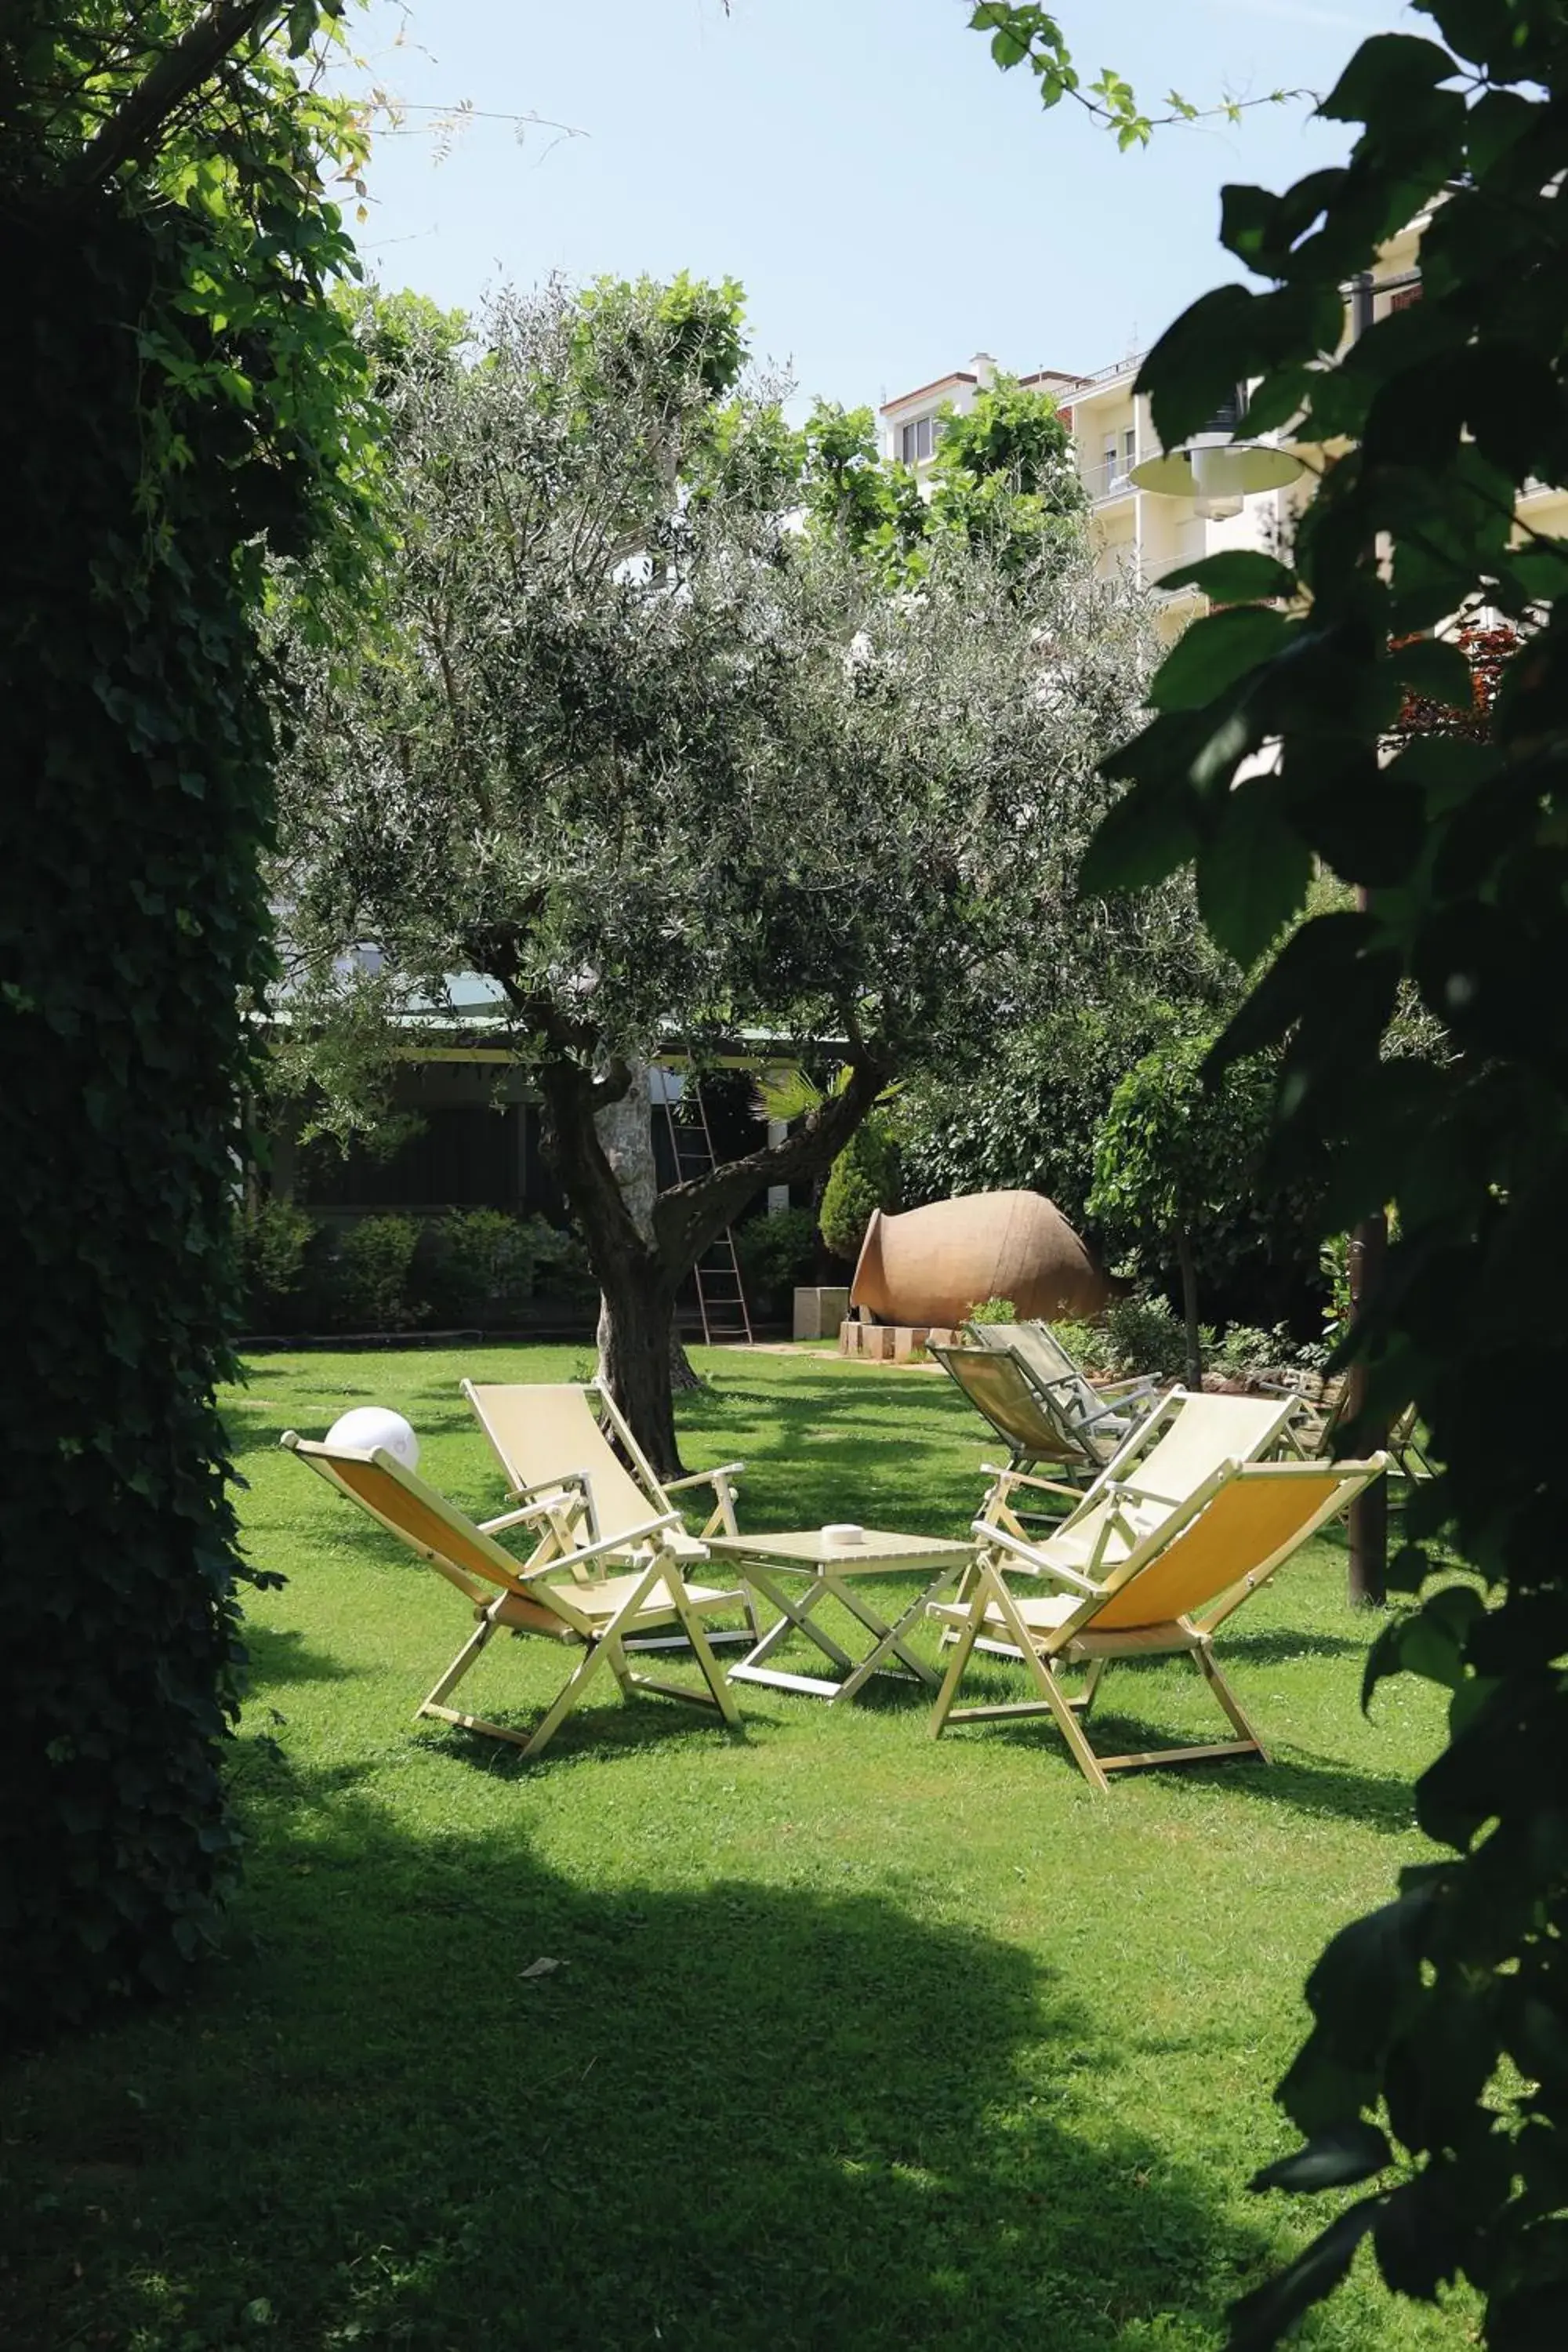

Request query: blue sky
[{"left": 346, "top": 0, "right": 1412, "bottom": 416}]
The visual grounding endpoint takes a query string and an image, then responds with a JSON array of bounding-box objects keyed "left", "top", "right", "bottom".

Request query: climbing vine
[{"left": 0, "top": 2, "right": 375, "bottom": 2037}]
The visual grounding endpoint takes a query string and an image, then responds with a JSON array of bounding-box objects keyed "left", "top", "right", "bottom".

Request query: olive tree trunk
[
  {"left": 591, "top": 1062, "right": 700, "bottom": 1409},
  {"left": 532, "top": 1033, "right": 888, "bottom": 1475}
]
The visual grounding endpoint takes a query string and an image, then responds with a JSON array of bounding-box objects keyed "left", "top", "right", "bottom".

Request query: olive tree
[{"left": 275, "top": 278, "right": 1156, "bottom": 1469}]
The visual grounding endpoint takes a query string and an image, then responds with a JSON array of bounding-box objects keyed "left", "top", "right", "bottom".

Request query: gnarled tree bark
[
  {"left": 530, "top": 1025, "right": 887, "bottom": 1474},
  {"left": 591, "top": 1059, "right": 701, "bottom": 1399}
]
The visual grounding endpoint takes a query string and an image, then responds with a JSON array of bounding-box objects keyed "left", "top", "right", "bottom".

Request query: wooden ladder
[{"left": 658, "top": 1073, "right": 754, "bottom": 1347}]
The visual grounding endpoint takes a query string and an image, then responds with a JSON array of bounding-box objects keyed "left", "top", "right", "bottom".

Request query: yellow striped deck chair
[
  {"left": 929, "top": 1454, "right": 1387, "bottom": 1788},
  {"left": 281, "top": 1431, "right": 743, "bottom": 1758}
]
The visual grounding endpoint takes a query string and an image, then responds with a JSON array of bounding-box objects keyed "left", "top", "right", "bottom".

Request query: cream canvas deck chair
[
  {"left": 928, "top": 1340, "right": 1096, "bottom": 1479},
  {"left": 980, "top": 1386, "right": 1308, "bottom": 1561},
  {"left": 281, "top": 1430, "right": 743, "bottom": 1758},
  {"left": 966, "top": 1319, "right": 1162, "bottom": 1466},
  {"left": 463, "top": 1380, "right": 757, "bottom": 1648},
  {"left": 928, "top": 1454, "right": 1388, "bottom": 1788}
]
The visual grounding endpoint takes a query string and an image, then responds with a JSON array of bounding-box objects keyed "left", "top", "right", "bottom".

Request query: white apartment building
[
  {"left": 880, "top": 343, "right": 1301, "bottom": 641},
  {"left": 880, "top": 345, "right": 1300, "bottom": 641},
  {"left": 878, "top": 225, "right": 1568, "bottom": 637}
]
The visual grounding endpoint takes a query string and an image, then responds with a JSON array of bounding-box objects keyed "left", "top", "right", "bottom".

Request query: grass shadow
[
  {"left": 241, "top": 1624, "right": 363, "bottom": 1690},
  {"left": 1218, "top": 1628, "right": 1367, "bottom": 1666},
  {"left": 2, "top": 1755, "right": 1273, "bottom": 2352},
  {"left": 418, "top": 1693, "right": 753, "bottom": 1776},
  {"left": 933, "top": 1656, "right": 1419, "bottom": 1833}
]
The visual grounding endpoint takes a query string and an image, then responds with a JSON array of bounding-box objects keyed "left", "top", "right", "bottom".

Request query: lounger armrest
[
  {"left": 969, "top": 1519, "right": 1102, "bottom": 1597},
  {"left": 979, "top": 1463, "right": 1084, "bottom": 1501},
  {"left": 498, "top": 1468, "right": 593, "bottom": 1507},
  {"left": 514, "top": 1509, "right": 685, "bottom": 1578},
  {"left": 1104, "top": 1477, "right": 1181, "bottom": 1510},
  {"left": 665, "top": 1462, "right": 745, "bottom": 1492},
  {"left": 479, "top": 1494, "right": 586, "bottom": 1537}
]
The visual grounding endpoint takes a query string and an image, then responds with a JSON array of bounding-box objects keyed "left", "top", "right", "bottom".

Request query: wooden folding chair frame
[
  {"left": 281, "top": 1432, "right": 743, "bottom": 1759},
  {"left": 927, "top": 1455, "right": 1388, "bottom": 1791},
  {"left": 963, "top": 1320, "right": 1162, "bottom": 1464},
  {"left": 953, "top": 1388, "right": 1308, "bottom": 1661}
]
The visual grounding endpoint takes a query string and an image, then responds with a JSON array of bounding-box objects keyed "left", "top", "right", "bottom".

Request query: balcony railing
[
  {"left": 1075, "top": 350, "right": 1149, "bottom": 389},
  {"left": 1088, "top": 456, "right": 1136, "bottom": 502}
]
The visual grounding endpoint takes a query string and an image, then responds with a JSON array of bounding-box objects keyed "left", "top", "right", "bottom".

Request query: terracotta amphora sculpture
[{"left": 850, "top": 1190, "right": 1117, "bottom": 1327}]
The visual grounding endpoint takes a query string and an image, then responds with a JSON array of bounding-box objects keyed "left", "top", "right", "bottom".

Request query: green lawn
[{"left": 2, "top": 1346, "right": 1475, "bottom": 2352}]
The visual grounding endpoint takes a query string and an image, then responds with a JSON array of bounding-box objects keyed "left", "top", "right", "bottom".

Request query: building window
[
  {"left": 1123, "top": 426, "right": 1137, "bottom": 468},
  {"left": 900, "top": 414, "right": 936, "bottom": 464}
]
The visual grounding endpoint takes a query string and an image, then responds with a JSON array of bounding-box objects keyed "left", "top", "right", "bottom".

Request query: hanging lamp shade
[{"left": 1129, "top": 385, "right": 1304, "bottom": 518}]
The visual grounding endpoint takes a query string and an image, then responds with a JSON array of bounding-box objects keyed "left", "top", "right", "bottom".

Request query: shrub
[
  {"left": 332, "top": 1214, "right": 423, "bottom": 1331},
  {"left": 532, "top": 1223, "right": 597, "bottom": 1305},
  {"left": 1054, "top": 1294, "right": 1196, "bottom": 1384},
  {"left": 1210, "top": 1320, "right": 1324, "bottom": 1384},
  {"left": 734, "top": 1207, "right": 818, "bottom": 1310},
  {"left": 239, "top": 1200, "right": 318, "bottom": 1329},
  {"left": 966, "top": 1295, "right": 1018, "bottom": 1325},
  {"left": 819, "top": 1116, "right": 900, "bottom": 1264},
  {"left": 1103, "top": 1294, "right": 1196, "bottom": 1381},
  {"left": 420, "top": 1210, "right": 555, "bottom": 1326}
]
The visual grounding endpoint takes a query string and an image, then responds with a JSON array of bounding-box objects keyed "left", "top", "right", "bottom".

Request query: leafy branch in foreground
[
  {"left": 1053, "top": 3, "right": 1568, "bottom": 2340},
  {"left": 968, "top": 4, "right": 1312, "bottom": 149}
]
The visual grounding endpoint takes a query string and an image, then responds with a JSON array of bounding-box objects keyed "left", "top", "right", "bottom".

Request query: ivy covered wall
[{"left": 0, "top": 192, "right": 280, "bottom": 2032}]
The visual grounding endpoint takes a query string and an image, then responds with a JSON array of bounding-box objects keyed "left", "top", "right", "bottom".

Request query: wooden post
[{"left": 1346, "top": 1208, "right": 1388, "bottom": 1608}]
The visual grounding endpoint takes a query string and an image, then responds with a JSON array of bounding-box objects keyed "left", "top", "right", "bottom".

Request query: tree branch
[
  {"left": 652, "top": 1047, "right": 890, "bottom": 1272},
  {"left": 67, "top": 0, "right": 285, "bottom": 190}
]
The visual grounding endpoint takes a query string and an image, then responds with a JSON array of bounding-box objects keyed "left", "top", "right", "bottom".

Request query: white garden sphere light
[{"left": 325, "top": 1406, "right": 419, "bottom": 1471}]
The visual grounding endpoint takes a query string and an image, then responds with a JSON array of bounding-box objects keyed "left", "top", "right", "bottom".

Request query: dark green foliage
[
  {"left": 419, "top": 1209, "right": 581, "bottom": 1327},
  {"left": 238, "top": 1207, "right": 588, "bottom": 1333},
  {"left": 241, "top": 1199, "right": 320, "bottom": 1327},
  {"left": 819, "top": 1120, "right": 902, "bottom": 1265},
  {"left": 0, "top": 3, "right": 374, "bottom": 2039},
  {"left": 901, "top": 992, "right": 1229, "bottom": 1234},
  {"left": 1087, "top": 1034, "right": 1274, "bottom": 1283},
  {"left": 331, "top": 1214, "right": 424, "bottom": 1332},
  {"left": 1052, "top": 3, "right": 1568, "bottom": 2337},
  {"left": 1, "top": 189, "right": 274, "bottom": 2033},
  {"left": 733, "top": 1207, "right": 820, "bottom": 1313}
]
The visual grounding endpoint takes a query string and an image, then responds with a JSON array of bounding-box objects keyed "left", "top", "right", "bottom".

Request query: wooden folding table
[{"left": 705, "top": 1527, "right": 972, "bottom": 1704}]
